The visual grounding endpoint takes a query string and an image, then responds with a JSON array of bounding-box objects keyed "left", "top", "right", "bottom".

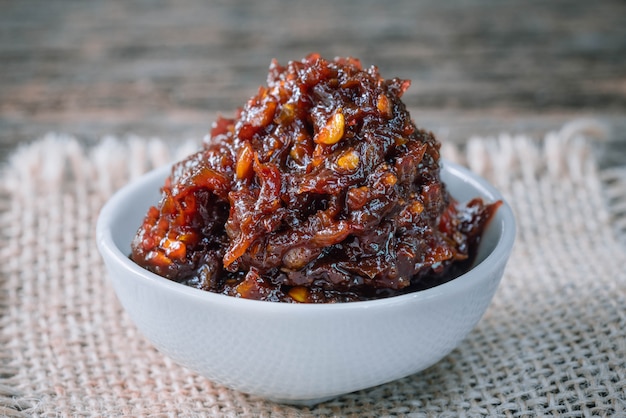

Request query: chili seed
[
  {"left": 314, "top": 109, "right": 345, "bottom": 145},
  {"left": 337, "top": 149, "right": 360, "bottom": 171}
]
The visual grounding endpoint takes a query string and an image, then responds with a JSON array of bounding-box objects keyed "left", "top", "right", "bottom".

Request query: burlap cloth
[{"left": 1, "top": 121, "right": 624, "bottom": 417}]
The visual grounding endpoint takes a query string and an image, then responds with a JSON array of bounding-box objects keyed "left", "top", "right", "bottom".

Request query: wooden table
[{"left": 1, "top": 0, "right": 625, "bottom": 164}]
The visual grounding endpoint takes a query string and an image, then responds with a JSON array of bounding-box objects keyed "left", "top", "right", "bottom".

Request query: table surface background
[{"left": 1, "top": 0, "right": 625, "bottom": 164}]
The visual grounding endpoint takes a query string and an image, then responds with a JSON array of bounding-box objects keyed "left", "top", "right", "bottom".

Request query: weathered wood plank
[{"left": 1, "top": 0, "right": 625, "bottom": 160}]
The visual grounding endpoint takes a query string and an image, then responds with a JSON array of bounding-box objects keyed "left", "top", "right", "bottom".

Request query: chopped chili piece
[{"left": 131, "top": 54, "right": 500, "bottom": 303}]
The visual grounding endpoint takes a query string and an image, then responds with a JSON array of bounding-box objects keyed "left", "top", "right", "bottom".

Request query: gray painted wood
[{"left": 1, "top": 0, "right": 625, "bottom": 163}]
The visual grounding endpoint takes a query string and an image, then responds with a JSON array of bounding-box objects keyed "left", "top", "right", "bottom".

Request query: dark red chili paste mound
[{"left": 131, "top": 54, "right": 500, "bottom": 303}]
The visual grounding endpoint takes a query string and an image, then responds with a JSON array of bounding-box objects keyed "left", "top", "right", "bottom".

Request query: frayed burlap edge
[{"left": 0, "top": 135, "right": 201, "bottom": 417}]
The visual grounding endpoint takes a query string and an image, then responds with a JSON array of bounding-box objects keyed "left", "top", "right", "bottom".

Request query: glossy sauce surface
[{"left": 131, "top": 55, "right": 500, "bottom": 303}]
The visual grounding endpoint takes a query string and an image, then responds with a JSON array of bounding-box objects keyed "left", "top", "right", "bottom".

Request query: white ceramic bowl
[{"left": 96, "top": 160, "right": 515, "bottom": 404}]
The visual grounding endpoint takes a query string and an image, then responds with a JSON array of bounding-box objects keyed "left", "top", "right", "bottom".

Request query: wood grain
[{"left": 1, "top": 0, "right": 625, "bottom": 161}]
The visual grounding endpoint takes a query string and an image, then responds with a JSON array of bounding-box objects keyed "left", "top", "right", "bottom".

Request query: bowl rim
[{"left": 96, "top": 159, "right": 516, "bottom": 313}]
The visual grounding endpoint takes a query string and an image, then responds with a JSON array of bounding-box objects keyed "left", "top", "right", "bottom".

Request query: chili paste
[{"left": 131, "top": 54, "right": 501, "bottom": 303}]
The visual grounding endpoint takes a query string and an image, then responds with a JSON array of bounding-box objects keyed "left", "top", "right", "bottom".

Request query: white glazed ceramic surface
[{"left": 96, "top": 160, "right": 515, "bottom": 404}]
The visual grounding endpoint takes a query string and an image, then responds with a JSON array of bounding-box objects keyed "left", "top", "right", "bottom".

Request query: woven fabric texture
[{"left": 1, "top": 122, "right": 624, "bottom": 417}]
